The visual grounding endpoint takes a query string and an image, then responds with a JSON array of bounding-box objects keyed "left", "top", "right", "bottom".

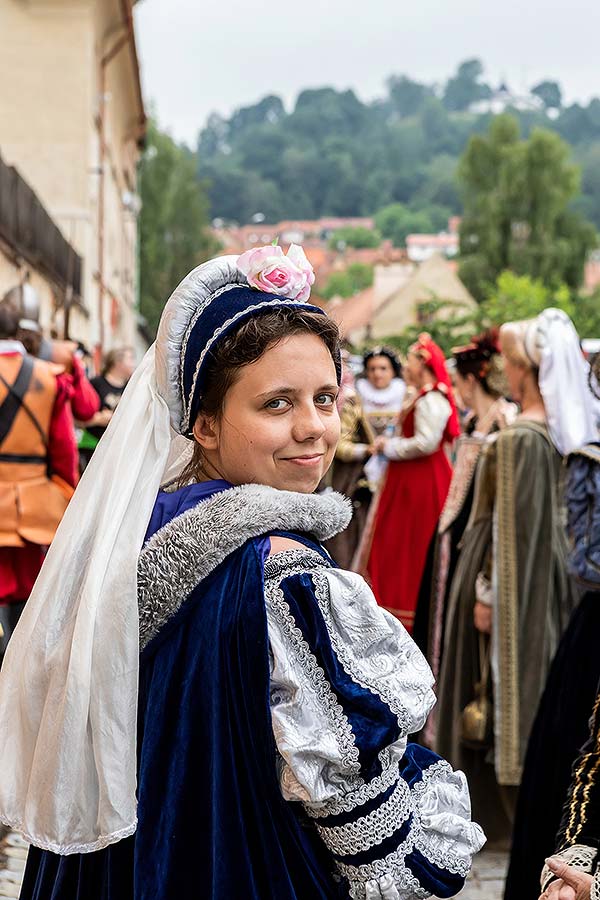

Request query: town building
[
  {"left": 0, "top": 0, "right": 146, "bottom": 362},
  {"left": 329, "top": 255, "right": 476, "bottom": 346}
]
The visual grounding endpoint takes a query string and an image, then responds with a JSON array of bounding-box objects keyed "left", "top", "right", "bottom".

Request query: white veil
[
  {"left": 527, "top": 308, "right": 599, "bottom": 454},
  {"left": 0, "top": 255, "right": 243, "bottom": 854}
]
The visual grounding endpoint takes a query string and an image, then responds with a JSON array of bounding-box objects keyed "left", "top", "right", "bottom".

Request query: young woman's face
[
  {"left": 454, "top": 371, "right": 475, "bottom": 407},
  {"left": 365, "top": 355, "right": 395, "bottom": 390},
  {"left": 502, "top": 355, "right": 525, "bottom": 404},
  {"left": 197, "top": 333, "right": 340, "bottom": 493},
  {"left": 404, "top": 351, "right": 426, "bottom": 388}
]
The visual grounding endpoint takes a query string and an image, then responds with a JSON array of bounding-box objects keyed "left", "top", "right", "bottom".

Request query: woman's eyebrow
[{"left": 256, "top": 383, "right": 338, "bottom": 400}]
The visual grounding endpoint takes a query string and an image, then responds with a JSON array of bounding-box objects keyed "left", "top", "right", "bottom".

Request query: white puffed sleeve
[
  {"left": 384, "top": 392, "right": 451, "bottom": 461},
  {"left": 264, "top": 549, "right": 485, "bottom": 899}
]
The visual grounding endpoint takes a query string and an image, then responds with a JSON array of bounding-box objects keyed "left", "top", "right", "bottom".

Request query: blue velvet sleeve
[{"left": 264, "top": 549, "right": 485, "bottom": 899}]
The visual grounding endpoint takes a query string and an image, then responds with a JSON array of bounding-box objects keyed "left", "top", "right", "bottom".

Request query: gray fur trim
[{"left": 137, "top": 484, "right": 351, "bottom": 649}]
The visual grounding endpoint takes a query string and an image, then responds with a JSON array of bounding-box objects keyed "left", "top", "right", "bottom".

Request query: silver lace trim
[
  {"left": 316, "top": 777, "right": 411, "bottom": 856},
  {"left": 540, "top": 844, "right": 597, "bottom": 891},
  {"left": 592, "top": 870, "right": 600, "bottom": 900},
  {"left": 411, "top": 760, "right": 471, "bottom": 878},
  {"left": 263, "top": 548, "right": 329, "bottom": 582},
  {"left": 338, "top": 837, "right": 429, "bottom": 900},
  {"left": 335, "top": 760, "right": 474, "bottom": 898},
  {"left": 305, "top": 760, "right": 400, "bottom": 819},
  {"left": 312, "top": 569, "right": 413, "bottom": 734},
  {"left": 182, "top": 293, "right": 308, "bottom": 433},
  {"left": 264, "top": 560, "right": 361, "bottom": 776},
  {"left": 0, "top": 812, "right": 137, "bottom": 855}
]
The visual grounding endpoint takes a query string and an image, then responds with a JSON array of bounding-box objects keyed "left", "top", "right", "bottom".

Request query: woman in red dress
[{"left": 367, "top": 333, "right": 460, "bottom": 632}]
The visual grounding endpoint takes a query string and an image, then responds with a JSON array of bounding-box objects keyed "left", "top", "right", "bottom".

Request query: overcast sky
[{"left": 135, "top": 0, "right": 600, "bottom": 147}]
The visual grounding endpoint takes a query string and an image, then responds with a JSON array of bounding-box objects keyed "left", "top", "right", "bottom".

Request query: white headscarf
[
  {"left": 0, "top": 256, "right": 246, "bottom": 853},
  {"left": 525, "top": 308, "right": 599, "bottom": 454}
]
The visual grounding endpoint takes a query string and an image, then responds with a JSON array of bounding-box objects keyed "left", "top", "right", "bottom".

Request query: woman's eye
[
  {"left": 316, "top": 393, "right": 336, "bottom": 407},
  {"left": 266, "top": 398, "right": 289, "bottom": 410}
]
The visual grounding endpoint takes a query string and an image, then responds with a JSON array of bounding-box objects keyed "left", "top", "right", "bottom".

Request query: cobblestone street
[
  {"left": 459, "top": 850, "right": 508, "bottom": 899},
  {"left": 0, "top": 828, "right": 507, "bottom": 900}
]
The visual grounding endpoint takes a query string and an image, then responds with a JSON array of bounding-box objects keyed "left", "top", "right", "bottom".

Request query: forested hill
[{"left": 196, "top": 60, "right": 600, "bottom": 231}]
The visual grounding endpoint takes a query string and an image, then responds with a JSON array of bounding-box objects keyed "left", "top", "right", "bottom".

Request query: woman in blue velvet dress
[{"left": 0, "top": 245, "right": 484, "bottom": 899}]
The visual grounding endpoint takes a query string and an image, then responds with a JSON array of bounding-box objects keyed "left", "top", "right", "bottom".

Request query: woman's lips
[{"left": 281, "top": 454, "right": 324, "bottom": 467}]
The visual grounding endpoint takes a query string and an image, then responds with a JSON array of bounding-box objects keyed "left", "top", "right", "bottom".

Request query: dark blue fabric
[
  {"left": 19, "top": 496, "right": 465, "bottom": 900},
  {"left": 566, "top": 444, "right": 600, "bottom": 587},
  {"left": 405, "top": 848, "right": 465, "bottom": 899},
  {"left": 182, "top": 286, "right": 336, "bottom": 432},
  {"left": 280, "top": 572, "right": 400, "bottom": 779},
  {"left": 144, "top": 479, "right": 231, "bottom": 542},
  {"left": 20, "top": 520, "right": 346, "bottom": 898},
  {"left": 399, "top": 741, "right": 443, "bottom": 787}
]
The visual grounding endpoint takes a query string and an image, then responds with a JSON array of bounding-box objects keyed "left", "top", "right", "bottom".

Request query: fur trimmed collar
[{"left": 137, "top": 484, "right": 351, "bottom": 649}]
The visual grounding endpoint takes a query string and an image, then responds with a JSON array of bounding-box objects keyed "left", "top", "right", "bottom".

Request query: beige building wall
[
  {"left": 0, "top": 0, "right": 145, "bottom": 357},
  {"left": 370, "top": 255, "right": 477, "bottom": 340}
]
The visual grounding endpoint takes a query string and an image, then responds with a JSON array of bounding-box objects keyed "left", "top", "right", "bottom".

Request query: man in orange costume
[{"left": 0, "top": 302, "right": 79, "bottom": 656}]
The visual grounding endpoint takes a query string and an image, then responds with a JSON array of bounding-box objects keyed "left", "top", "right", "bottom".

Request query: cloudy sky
[{"left": 135, "top": 0, "right": 600, "bottom": 146}]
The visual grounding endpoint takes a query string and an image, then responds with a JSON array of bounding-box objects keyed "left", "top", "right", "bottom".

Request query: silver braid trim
[
  {"left": 316, "top": 778, "right": 411, "bottom": 856},
  {"left": 265, "top": 562, "right": 361, "bottom": 777},
  {"left": 333, "top": 760, "right": 476, "bottom": 899},
  {"left": 305, "top": 761, "right": 400, "bottom": 819}
]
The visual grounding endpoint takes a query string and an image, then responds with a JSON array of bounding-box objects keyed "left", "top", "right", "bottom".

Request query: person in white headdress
[
  {"left": 0, "top": 246, "right": 484, "bottom": 900},
  {"left": 437, "top": 308, "right": 598, "bottom": 855}
]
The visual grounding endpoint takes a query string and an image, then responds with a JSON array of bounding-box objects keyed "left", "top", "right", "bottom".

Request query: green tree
[
  {"left": 374, "top": 203, "right": 435, "bottom": 247},
  {"left": 478, "top": 271, "right": 574, "bottom": 323},
  {"left": 322, "top": 263, "right": 374, "bottom": 299},
  {"left": 386, "top": 75, "right": 432, "bottom": 117},
  {"left": 443, "top": 59, "right": 492, "bottom": 112},
  {"left": 458, "top": 115, "right": 598, "bottom": 298},
  {"left": 532, "top": 80, "right": 562, "bottom": 110},
  {"left": 139, "top": 119, "right": 221, "bottom": 336},
  {"left": 571, "top": 289, "right": 600, "bottom": 338},
  {"left": 329, "top": 226, "right": 380, "bottom": 249}
]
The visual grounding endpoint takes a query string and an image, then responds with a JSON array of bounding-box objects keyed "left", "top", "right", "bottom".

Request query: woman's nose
[{"left": 292, "top": 403, "right": 326, "bottom": 441}]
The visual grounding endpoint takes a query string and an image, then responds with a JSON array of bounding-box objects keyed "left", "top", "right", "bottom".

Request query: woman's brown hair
[{"left": 178, "top": 307, "right": 341, "bottom": 486}]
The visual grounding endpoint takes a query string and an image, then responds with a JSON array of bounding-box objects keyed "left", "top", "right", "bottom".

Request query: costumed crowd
[{"left": 0, "top": 243, "right": 598, "bottom": 900}]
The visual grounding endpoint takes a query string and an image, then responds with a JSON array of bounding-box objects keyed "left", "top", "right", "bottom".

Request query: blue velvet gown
[{"left": 20, "top": 481, "right": 478, "bottom": 899}]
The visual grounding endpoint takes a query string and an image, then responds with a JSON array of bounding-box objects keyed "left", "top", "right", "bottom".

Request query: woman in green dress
[{"left": 436, "top": 309, "right": 595, "bottom": 844}]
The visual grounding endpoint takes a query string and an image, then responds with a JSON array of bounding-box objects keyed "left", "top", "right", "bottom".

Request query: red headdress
[{"left": 409, "top": 333, "right": 461, "bottom": 442}]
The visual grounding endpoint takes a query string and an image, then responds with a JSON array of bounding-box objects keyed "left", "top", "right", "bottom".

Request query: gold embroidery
[
  {"left": 565, "top": 692, "right": 600, "bottom": 845},
  {"left": 496, "top": 430, "right": 522, "bottom": 785}
]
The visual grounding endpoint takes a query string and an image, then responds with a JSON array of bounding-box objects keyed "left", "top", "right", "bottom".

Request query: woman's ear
[{"left": 192, "top": 414, "right": 219, "bottom": 450}]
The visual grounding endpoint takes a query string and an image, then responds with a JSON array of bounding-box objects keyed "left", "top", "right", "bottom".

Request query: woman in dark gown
[{"left": 505, "top": 352, "right": 600, "bottom": 900}]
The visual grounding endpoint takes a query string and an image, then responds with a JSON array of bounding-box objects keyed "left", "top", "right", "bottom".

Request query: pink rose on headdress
[{"left": 237, "top": 243, "right": 315, "bottom": 303}]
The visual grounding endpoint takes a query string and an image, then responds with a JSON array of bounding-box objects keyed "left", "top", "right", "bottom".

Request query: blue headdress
[{"left": 156, "top": 253, "right": 340, "bottom": 437}]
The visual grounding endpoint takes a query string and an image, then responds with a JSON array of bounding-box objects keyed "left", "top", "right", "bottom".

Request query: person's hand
[
  {"left": 539, "top": 858, "right": 594, "bottom": 900},
  {"left": 371, "top": 436, "right": 387, "bottom": 455},
  {"left": 89, "top": 408, "right": 112, "bottom": 428},
  {"left": 473, "top": 601, "right": 492, "bottom": 634},
  {"left": 50, "top": 340, "right": 78, "bottom": 373}
]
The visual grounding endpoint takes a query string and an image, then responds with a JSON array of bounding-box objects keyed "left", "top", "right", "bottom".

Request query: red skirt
[{"left": 367, "top": 448, "right": 452, "bottom": 632}]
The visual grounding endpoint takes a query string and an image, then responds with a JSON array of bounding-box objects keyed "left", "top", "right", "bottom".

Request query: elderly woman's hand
[
  {"left": 539, "top": 858, "right": 594, "bottom": 900},
  {"left": 370, "top": 436, "right": 387, "bottom": 456}
]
